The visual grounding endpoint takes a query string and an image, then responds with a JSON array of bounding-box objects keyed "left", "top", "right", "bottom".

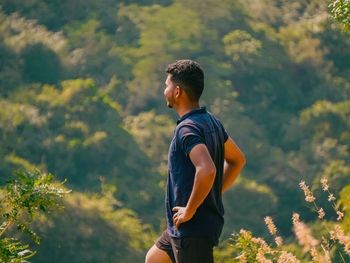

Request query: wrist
[{"left": 185, "top": 206, "right": 196, "bottom": 218}]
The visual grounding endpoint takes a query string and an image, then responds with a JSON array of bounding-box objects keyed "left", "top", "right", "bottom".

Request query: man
[{"left": 146, "top": 59, "right": 245, "bottom": 263}]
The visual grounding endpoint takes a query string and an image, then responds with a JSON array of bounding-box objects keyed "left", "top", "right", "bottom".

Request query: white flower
[
  {"left": 305, "top": 195, "right": 316, "bottom": 202},
  {"left": 321, "top": 178, "right": 329, "bottom": 191},
  {"left": 318, "top": 208, "right": 325, "bottom": 219}
]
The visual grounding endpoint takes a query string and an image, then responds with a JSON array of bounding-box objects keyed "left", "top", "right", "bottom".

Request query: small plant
[
  {"left": 231, "top": 178, "right": 350, "bottom": 262},
  {"left": 231, "top": 228, "right": 299, "bottom": 263},
  {"left": 0, "top": 169, "right": 70, "bottom": 262}
]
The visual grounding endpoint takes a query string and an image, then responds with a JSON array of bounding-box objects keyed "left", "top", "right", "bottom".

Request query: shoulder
[
  {"left": 207, "top": 111, "right": 224, "bottom": 126},
  {"left": 175, "top": 119, "right": 202, "bottom": 138},
  {"left": 206, "top": 111, "right": 229, "bottom": 142}
]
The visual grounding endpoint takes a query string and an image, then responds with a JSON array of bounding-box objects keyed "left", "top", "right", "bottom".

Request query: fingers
[
  {"left": 173, "top": 213, "right": 178, "bottom": 228},
  {"left": 172, "top": 206, "right": 181, "bottom": 224},
  {"left": 173, "top": 215, "right": 181, "bottom": 229},
  {"left": 172, "top": 206, "right": 183, "bottom": 229},
  {"left": 172, "top": 210, "right": 180, "bottom": 223},
  {"left": 172, "top": 212, "right": 177, "bottom": 222}
]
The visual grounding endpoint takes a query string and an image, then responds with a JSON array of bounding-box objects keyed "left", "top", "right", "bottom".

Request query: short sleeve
[
  {"left": 222, "top": 126, "right": 229, "bottom": 142},
  {"left": 177, "top": 124, "right": 205, "bottom": 156},
  {"left": 217, "top": 120, "right": 229, "bottom": 142}
]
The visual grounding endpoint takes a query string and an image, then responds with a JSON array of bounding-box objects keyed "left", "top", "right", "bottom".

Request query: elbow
[
  {"left": 210, "top": 165, "right": 217, "bottom": 179},
  {"left": 240, "top": 153, "right": 246, "bottom": 167},
  {"left": 236, "top": 151, "right": 246, "bottom": 168},
  {"left": 206, "top": 164, "right": 216, "bottom": 181},
  {"left": 237, "top": 156, "right": 246, "bottom": 171},
  {"left": 226, "top": 152, "right": 246, "bottom": 168}
]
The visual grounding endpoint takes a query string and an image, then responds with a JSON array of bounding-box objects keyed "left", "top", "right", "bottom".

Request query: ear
[{"left": 175, "top": 86, "right": 182, "bottom": 99}]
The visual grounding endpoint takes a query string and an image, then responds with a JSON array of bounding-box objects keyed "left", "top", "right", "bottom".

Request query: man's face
[{"left": 164, "top": 74, "right": 177, "bottom": 108}]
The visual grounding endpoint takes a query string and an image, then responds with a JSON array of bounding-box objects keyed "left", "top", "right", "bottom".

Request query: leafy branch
[
  {"left": 0, "top": 169, "right": 70, "bottom": 262},
  {"left": 329, "top": 0, "right": 350, "bottom": 32}
]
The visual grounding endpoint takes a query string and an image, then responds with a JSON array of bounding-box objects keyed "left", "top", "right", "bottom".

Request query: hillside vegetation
[{"left": 0, "top": 0, "right": 349, "bottom": 262}]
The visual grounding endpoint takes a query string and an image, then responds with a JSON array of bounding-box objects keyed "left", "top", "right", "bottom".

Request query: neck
[{"left": 176, "top": 103, "right": 200, "bottom": 118}]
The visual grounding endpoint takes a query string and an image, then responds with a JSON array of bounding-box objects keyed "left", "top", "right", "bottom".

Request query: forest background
[{"left": 0, "top": 0, "right": 349, "bottom": 262}]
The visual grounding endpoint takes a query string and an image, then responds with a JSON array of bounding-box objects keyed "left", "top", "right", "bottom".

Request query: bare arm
[
  {"left": 172, "top": 144, "right": 216, "bottom": 229},
  {"left": 222, "top": 137, "right": 246, "bottom": 194}
]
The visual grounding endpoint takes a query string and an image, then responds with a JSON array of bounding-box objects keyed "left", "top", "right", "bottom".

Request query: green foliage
[
  {"left": 298, "top": 99, "right": 350, "bottom": 195},
  {"left": 0, "top": 169, "right": 70, "bottom": 262},
  {"left": 30, "top": 190, "right": 156, "bottom": 263},
  {"left": 118, "top": 2, "right": 212, "bottom": 112},
  {"left": 329, "top": 0, "right": 350, "bottom": 31},
  {"left": 0, "top": 41, "right": 22, "bottom": 98},
  {"left": 0, "top": 237, "right": 34, "bottom": 263},
  {"left": 0, "top": 11, "right": 71, "bottom": 63},
  {"left": 339, "top": 185, "right": 350, "bottom": 232},
  {"left": 0, "top": 77, "right": 164, "bottom": 228},
  {"left": 123, "top": 110, "right": 174, "bottom": 173},
  {"left": 223, "top": 30, "right": 262, "bottom": 64},
  {"left": 20, "top": 43, "right": 62, "bottom": 84},
  {"left": 2, "top": 169, "right": 69, "bottom": 219}
]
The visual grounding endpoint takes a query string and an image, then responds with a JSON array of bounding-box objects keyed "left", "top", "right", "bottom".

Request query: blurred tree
[
  {"left": 340, "top": 184, "right": 350, "bottom": 232},
  {"left": 223, "top": 30, "right": 262, "bottom": 66},
  {"left": 0, "top": 79, "right": 164, "bottom": 227},
  {"left": 0, "top": 41, "right": 22, "bottom": 98},
  {"left": 63, "top": 19, "right": 128, "bottom": 84},
  {"left": 21, "top": 43, "right": 62, "bottom": 84},
  {"left": 123, "top": 110, "right": 174, "bottom": 174},
  {"left": 299, "top": 100, "right": 350, "bottom": 192},
  {"left": 222, "top": 178, "right": 278, "bottom": 239},
  {"left": 117, "top": 2, "right": 210, "bottom": 113},
  {"left": 30, "top": 189, "right": 155, "bottom": 263}
]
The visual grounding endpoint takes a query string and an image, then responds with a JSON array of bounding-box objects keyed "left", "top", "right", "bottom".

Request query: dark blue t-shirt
[{"left": 166, "top": 106, "right": 228, "bottom": 245}]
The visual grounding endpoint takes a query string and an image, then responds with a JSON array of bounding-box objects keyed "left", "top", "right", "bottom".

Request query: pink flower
[
  {"left": 328, "top": 194, "right": 336, "bottom": 202},
  {"left": 275, "top": 236, "right": 283, "bottom": 247},
  {"left": 337, "top": 210, "right": 344, "bottom": 221},
  {"left": 265, "top": 216, "right": 277, "bottom": 235}
]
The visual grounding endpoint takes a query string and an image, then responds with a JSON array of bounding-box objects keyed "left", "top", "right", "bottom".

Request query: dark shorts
[{"left": 155, "top": 230, "right": 214, "bottom": 263}]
